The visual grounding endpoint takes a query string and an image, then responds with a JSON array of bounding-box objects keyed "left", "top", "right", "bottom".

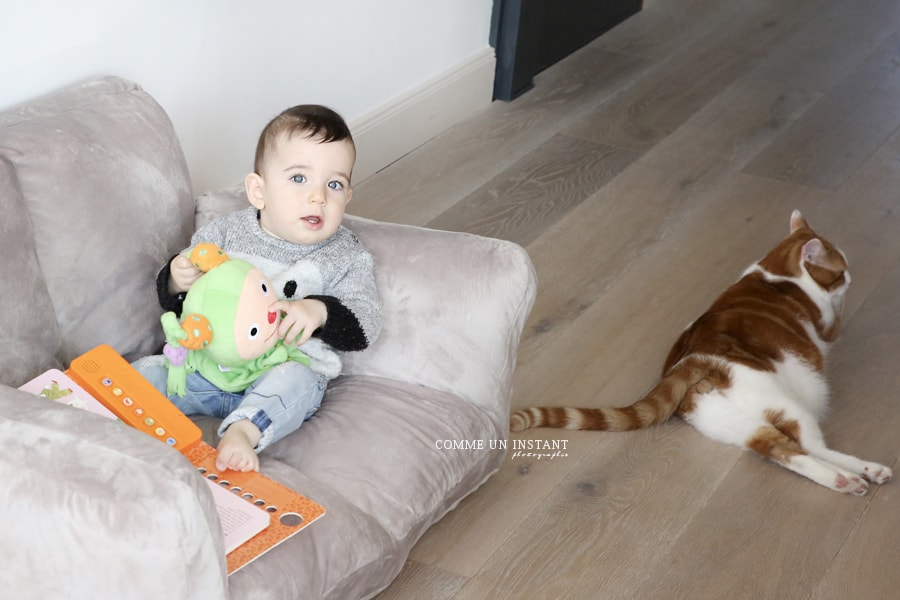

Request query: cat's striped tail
[{"left": 510, "top": 355, "right": 724, "bottom": 432}]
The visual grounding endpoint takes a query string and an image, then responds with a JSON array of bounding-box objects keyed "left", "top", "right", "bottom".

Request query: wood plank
[
  {"left": 742, "top": 31, "right": 900, "bottom": 190},
  {"left": 453, "top": 422, "right": 743, "bottom": 600},
  {"left": 590, "top": 0, "right": 732, "bottom": 60},
  {"left": 810, "top": 482, "right": 900, "bottom": 600},
  {"left": 375, "top": 560, "right": 467, "bottom": 600},
  {"left": 352, "top": 45, "right": 651, "bottom": 227},
  {"left": 748, "top": 1, "right": 899, "bottom": 92},
  {"left": 564, "top": 0, "right": 824, "bottom": 151},
  {"left": 628, "top": 453, "right": 876, "bottom": 600},
  {"left": 406, "top": 429, "right": 598, "bottom": 577},
  {"left": 425, "top": 134, "right": 640, "bottom": 245},
  {"left": 650, "top": 76, "right": 821, "bottom": 168}
]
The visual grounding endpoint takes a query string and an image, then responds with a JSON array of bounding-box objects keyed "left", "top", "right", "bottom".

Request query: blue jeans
[{"left": 132, "top": 355, "right": 326, "bottom": 452}]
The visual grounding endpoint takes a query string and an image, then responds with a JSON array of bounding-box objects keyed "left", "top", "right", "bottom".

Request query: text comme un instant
[{"left": 434, "top": 439, "right": 569, "bottom": 451}]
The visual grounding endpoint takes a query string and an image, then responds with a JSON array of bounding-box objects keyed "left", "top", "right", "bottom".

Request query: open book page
[
  {"left": 19, "top": 369, "right": 118, "bottom": 420},
  {"left": 205, "top": 478, "right": 271, "bottom": 554}
]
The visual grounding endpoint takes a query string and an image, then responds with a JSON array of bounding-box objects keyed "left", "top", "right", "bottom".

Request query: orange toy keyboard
[{"left": 67, "top": 344, "right": 202, "bottom": 453}]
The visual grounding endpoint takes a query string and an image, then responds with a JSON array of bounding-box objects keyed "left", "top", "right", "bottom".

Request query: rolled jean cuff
[{"left": 219, "top": 408, "right": 273, "bottom": 452}]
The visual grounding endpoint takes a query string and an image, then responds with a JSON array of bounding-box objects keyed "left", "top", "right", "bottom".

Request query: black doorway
[{"left": 490, "top": 0, "right": 642, "bottom": 101}]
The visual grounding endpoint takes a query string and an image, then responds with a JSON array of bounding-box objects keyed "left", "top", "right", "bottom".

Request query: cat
[{"left": 511, "top": 210, "right": 892, "bottom": 496}]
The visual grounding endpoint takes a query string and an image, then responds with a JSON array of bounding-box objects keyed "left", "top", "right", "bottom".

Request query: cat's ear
[
  {"left": 802, "top": 238, "right": 827, "bottom": 267},
  {"left": 790, "top": 210, "right": 810, "bottom": 234}
]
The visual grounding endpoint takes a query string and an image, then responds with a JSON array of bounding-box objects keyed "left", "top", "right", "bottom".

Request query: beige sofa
[{"left": 0, "top": 76, "right": 536, "bottom": 599}]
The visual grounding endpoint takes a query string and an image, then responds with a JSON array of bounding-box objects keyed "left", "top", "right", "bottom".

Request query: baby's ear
[{"left": 245, "top": 172, "right": 266, "bottom": 209}]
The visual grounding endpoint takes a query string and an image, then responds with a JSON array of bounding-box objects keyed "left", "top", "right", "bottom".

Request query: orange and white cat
[{"left": 511, "top": 211, "right": 892, "bottom": 495}]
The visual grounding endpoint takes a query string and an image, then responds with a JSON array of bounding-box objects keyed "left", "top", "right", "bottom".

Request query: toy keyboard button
[
  {"left": 123, "top": 397, "right": 134, "bottom": 407},
  {"left": 154, "top": 427, "right": 166, "bottom": 437},
  {"left": 134, "top": 408, "right": 144, "bottom": 416},
  {"left": 144, "top": 417, "right": 155, "bottom": 426},
  {"left": 166, "top": 438, "right": 177, "bottom": 446},
  {"left": 102, "top": 378, "right": 113, "bottom": 387},
  {"left": 112, "top": 388, "right": 123, "bottom": 397}
]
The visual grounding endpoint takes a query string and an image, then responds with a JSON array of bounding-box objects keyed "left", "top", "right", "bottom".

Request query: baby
[{"left": 135, "top": 105, "right": 381, "bottom": 472}]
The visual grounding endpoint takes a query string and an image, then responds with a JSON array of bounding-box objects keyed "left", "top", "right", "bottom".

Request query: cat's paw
[
  {"left": 860, "top": 463, "right": 892, "bottom": 485},
  {"left": 834, "top": 473, "right": 868, "bottom": 496}
]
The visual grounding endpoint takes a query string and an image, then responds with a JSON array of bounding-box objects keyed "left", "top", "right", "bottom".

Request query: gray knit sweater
[{"left": 158, "top": 207, "right": 381, "bottom": 380}]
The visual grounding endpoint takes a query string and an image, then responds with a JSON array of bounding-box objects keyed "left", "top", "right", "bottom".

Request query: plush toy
[{"left": 161, "top": 243, "right": 309, "bottom": 397}]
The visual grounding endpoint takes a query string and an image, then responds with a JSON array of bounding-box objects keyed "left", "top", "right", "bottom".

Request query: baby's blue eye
[
  {"left": 290, "top": 174, "right": 307, "bottom": 184},
  {"left": 328, "top": 180, "right": 343, "bottom": 191}
]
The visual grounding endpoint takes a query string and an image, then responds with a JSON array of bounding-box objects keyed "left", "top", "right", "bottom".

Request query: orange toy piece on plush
[
  {"left": 189, "top": 242, "right": 230, "bottom": 271},
  {"left": 179, "top": 314, "right": 214, "bottom": 350}
]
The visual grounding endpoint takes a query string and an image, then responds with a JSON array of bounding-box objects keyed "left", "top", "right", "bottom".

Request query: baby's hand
[
  {"left": 169, "top": 254, "right": 202, "bottom": 293},
  {"left": 273, "top": 299, "right": 327, "bottom": 346}
]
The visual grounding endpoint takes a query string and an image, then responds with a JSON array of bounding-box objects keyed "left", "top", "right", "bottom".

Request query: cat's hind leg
[
  {"left": 808, "top": 449, "right": 892, "bottom": 484},
  {"left": 746, "top": 424, "right": 869, "bottom": 495},
  {"left": 793, "top": 421, "right": 892, "bottom": 485}
]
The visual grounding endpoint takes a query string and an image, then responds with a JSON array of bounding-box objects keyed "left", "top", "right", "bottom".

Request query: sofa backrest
[
  {"left": 0, "top": 76, "right": 194, "bottom": 385},
  {"left": 0, "top": 157, "right": 62, "bottom": 385}
]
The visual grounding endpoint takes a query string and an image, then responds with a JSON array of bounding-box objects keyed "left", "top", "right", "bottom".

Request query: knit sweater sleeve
[
  {"left": 156, "top": 256, "right": 187, "bottom": 314},
  {"left": 310, "top": 247, "right": 381, "bottom": 352},
  {"left": 306, "top": 295, "right": 368, "bottom": 351}
]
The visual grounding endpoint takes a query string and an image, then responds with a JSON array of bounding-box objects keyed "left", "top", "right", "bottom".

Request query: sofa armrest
[
  {"left": 0, "top": 386, "right": 228, "bottom": 600},
  {"left": 341, "top": 216, "right": 537, "bottom": 419}
]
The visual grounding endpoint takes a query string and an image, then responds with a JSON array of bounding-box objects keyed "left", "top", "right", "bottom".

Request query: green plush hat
[{"left": 182, "top": 257, "right": 256, "bottom": 368}]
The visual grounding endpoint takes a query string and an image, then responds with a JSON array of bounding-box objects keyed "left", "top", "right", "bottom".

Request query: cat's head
[{"left": 760, "top": 210, "right": 851, "bottom": 297}]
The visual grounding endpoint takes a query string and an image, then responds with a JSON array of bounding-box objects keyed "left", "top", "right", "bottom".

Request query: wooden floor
[{"left": 356, "top": 1, "right": 900, "bottom": 598}]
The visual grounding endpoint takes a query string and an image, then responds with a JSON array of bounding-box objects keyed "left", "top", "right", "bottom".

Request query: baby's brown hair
[{"left": 253, "top": 105, "right": 354, "bottom": 176}]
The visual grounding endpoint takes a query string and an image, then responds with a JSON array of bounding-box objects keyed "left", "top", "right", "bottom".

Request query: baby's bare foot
[{"left": 216, "top": 419, "right": 262, "bottom": 472}]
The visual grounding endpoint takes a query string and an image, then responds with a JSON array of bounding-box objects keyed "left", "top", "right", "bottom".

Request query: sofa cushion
[
  {"left": 269, "top": 375, "right": 505, "bottom": 544},
  {"left": 224, "top": 461, "right": 398, "bottom": 600},
  {"left": 0, "top": 76, "right": 194, "bottom": 363},
  {"left": 0, "top": 158, "right": 62, "bottom": 385}
]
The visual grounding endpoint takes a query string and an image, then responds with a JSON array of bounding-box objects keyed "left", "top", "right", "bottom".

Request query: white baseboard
[{"left": 350, "top": 47, "right": 496, "bottom": 184}]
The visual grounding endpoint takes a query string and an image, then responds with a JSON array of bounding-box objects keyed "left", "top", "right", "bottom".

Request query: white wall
[{"left": 0, "top": 0, "right": 495, "bottom": 192}]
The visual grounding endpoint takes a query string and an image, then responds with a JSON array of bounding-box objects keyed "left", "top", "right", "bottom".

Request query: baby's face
[{"left": 255, "top": 133, "right": 355, "bottom": 245}]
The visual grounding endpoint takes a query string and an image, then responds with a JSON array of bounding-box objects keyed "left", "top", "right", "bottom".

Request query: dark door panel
[{"left": 491, "top": 0, "right": 642, "bottom": 100}]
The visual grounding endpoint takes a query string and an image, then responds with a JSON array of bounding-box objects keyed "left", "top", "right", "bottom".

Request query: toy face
[{"left": 234, "top": 268, "right": 281, "bottom": 360}]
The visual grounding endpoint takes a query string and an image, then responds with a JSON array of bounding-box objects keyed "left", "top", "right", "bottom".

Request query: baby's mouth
[{"left": 302, "top": 216, "right": 322, "bottom": 226}]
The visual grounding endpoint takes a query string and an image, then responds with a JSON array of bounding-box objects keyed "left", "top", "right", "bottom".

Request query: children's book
[
  {"left": 205, "top": 476, "right": 271, "bottom": 554},
  {"left": 18, "top": 369, "right": 118, "bottom": 420},
  {"left": 19, "top": 344, "right": 325, "bottom": 574},
  {"left": 186, "top": 441, "right": 326, "bottom": 572}
]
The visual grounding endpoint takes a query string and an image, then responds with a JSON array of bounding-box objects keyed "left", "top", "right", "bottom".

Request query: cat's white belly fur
[{"left": 683, "top": 353, "right": 828, "bottom": 446}]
